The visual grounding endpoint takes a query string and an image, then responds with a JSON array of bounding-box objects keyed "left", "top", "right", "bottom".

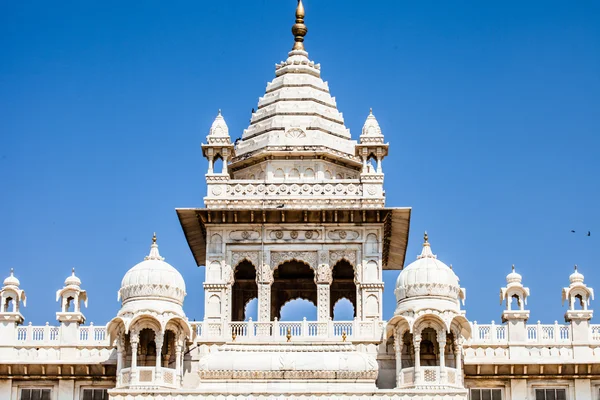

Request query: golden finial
[
  {"left": 342, "top": 331, "right": 347, "bottom": 342},
  {"left": 369, "top": 108, "right": 373, "bottom": 114},
  {"left": 424, "top": 231, "right": 428, "bottom": 243},
  {"left": 72, "top": 268, "right": 75, "bottom": 274},
  {"left": 152, "top": 232, "right": 157, "bottom": 244},
  {"left": 291, "top": 0, "right": 307, "bottom": 51},
  {"left": 286, "top": 327, "right": 292, "bottom": 342},
  {"left": 232, "top": 331, "right": 237, "bottom": 342},
  {"left": 511, "top": 264, "right": 515, "bottom": 272},
  {"left": 574, "top": 264, "right": 578, "bottom": 271}
]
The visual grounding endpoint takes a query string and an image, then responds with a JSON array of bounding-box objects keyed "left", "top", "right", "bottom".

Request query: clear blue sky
[{"left": 1, "top": 1, "right": 599, "bottom": 326}]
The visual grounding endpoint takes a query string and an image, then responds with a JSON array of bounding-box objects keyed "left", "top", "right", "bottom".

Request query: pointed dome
[
  {"left": 208, "top": 110, "right": 229, "bottom": 139},
  {"left": 395, "top": 233, "right": 462, "bottom": 302},
  {"left": 569, "top": 265, "right": 584, "bottom": 284},
  {"left": 119, "top": 234, "right": 186, "bottom": 307},
  {"left": 506, "top": 265, "right": 522, "bottom": 285},
  {"left": 3, "top": 269, "right": 20, "bottom": 288},
  {"left": 64, "top": 268, "right": 81, "bottom": 287},
  {"left": 360, "top": 109, "right": 384, "bottom": 143},
  {"left": 234, "top": 1, "right": 357, "bottom": 160}
]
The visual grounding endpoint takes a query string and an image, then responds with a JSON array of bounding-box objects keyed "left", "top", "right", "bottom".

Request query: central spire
[{"left": 291, "top": 0, "right": 307, "bottom": 51}]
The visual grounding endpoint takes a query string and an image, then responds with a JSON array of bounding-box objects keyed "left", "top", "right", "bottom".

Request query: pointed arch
[
  {"left": 330, "top": 259, "right": 357, "bottom": 319},
  {"left": 271, "top": 259, "right": 316, "bottom": 320},
  {"left": 231, "top": 259, "right": 257, "bottom": 321}
]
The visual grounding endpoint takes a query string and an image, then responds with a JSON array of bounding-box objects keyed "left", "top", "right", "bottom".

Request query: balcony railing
[
  {"left": 14, "top": 322, "right": 109, "bottom": 345},
  {"left": 470, "top": 321, "right": 574, "bottom": 344},
  {"left": 190, "top": 318, "right": 383, "bottom": 342},
  {"left": 397, "top": 366, "right": 462, "bottom": 387},
  {"left": 119, "top": 366, "right": 177, "bottom": 388}
]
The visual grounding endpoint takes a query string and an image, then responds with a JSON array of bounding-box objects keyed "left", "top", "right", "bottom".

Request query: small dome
[
  {"left": 506, "top": 265, "right": 522, "bottom": 285},
  {"left": 208, "top": 110, "right": 229, "bottom": 138},
  {"left": 64, "top": 269, "right": 81, "bottom": 287},
  {"left": 3, "top": 269, "right": 20, "bottom": 287},
  {"left": 119, "top": 234, "right": 186, "bottom": 306},
  {"left": 569, "top": 265, "right": 584, "bottom": 284},
  {"left": 395, "top": 233, "right": 461, "bottom": 302},
  {"left": 360, "top": 109, "right": 383, "bottom": 140}
]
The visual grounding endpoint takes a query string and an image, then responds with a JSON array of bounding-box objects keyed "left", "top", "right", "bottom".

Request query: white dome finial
[
  {"left": 506, "top": 264, "right": 522, "bottom": 285},
  {"left": 569, "top": 264, "right": 584, "bottom": 284},
  {"left": 360, "top": 108, "right": 383, "bottom": 140},
  {"left": 417, "top": 231, "right": 436, "bottom": 260},
  {"left": 64, "top": 268, "right": 81, "bottom": 287},
  {"left": 3, "top": 268, "right": 20, "bottom": 288},
  {"left": 145, "top": 232, "right": 165, "bottom": 261}
]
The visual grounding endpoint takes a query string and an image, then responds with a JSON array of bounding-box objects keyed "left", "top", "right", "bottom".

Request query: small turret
[
  {"left": 356, "top": 109, "right": 389, "bottom": 175},
  {"left": 562, "top": 265, "right": 594, "bottom": 323},
  {"left": 202, "top": 110, "right": 235, "bottom": 175},
  {"left": 0, "top": 269, "right": 26, "bottom": 324},
  {"left": 56, "top": 268, "right": 87, "bottom": 325},
  {"left": 500, "top": 265, "right": 530, "bottom": 323}
]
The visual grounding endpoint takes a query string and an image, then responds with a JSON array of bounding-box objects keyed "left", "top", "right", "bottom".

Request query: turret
[
  {"left": 500, "top": 265, "right": 530, "bottom": 341},
  {"left": 0, "top": 269, "right": 27, "bottom": 344},
  {"left": 201, "top": 110, "right": 235, "bottom": 176},
  {"left": 562, "top": 265, "right": 594, "bottom": 342}
]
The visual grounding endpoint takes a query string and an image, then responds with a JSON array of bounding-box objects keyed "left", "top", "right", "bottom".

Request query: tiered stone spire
[{"left": 145, "top": 232, "right": 165, "bottom": 261}]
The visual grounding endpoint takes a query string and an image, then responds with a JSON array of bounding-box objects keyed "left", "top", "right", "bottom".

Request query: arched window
[
  {"left": 274, "top": 168, "right": 285, "bottom": 179},
  {"left": 330, "top": 260, "right": 356, "bottom": 319},
  {"left": 289, "top": 168, "right": 300, "bottom": 179},
  {"left": 365, "top": 260, "right": 378, "bottom": 282},
  {"left": 366, "top": 233, "right": 378, "bottom": 254},
  {"left": 209, "top": 234, "right": 222, "bottom": 254},
  {"left": 207, "top": 261, "right": 222, "bottom": 282},
  {"left": 324, "top": 170, "right": 332, "bottom": 179},
  {"left": 304, "top": 168, "right": 315, "bottom": 179},
  {"left": 231, "top": 260, "right": 257, "bottom": 321},
  {"left": 213, "top": 154, "right": 224, "bottom": 174},
  {"left": 207, "top": 295, "right": 221, "bottom": 317},
  {"left": 332, "top": 298, "right": 354, "bottom": 320},
  {"left": 365, "top": 294, "right": 379, "bottom": 317},
  {"left": 271, "top": 260, "right": 316, "bottom": 320}
]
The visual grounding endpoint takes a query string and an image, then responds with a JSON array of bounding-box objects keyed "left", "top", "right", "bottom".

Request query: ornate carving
[
  {"left": 327, "top": 230, "right": 359, "bottom": 240},
  {"left": 329, "top": 250, "right": 357, "bottom": 267},
  {"left": 290, "top": 230, "right": 298, "bottom": 239},
  {"left": 285, "top": 128, "right": 306, "bottom": 138},
  {"left": 211, "top": 186, "right": 223, "bottom": 196},
  {"left": 318, "top": 285, "right": 330, "bottom": 321},
  {"left": 258, "top": 284, "right": 271, "bottom": 321},
  {"left": 258, "top": 264, "right": 274, "bottom": 284},
  {"left": 231, "top": 251, "right": 260, "bottom": 269},
  {"left": 304, "top": 231, "right": 313, "bottom": 239},
  {"left": 270, "top": 251, "right": 317, "bottom": 270},
  {"left": 275, "top": 230, "right": 284, "bottom": 239},
  {"left": 316, "top": 264, "right": 332, "bottom": 284}
]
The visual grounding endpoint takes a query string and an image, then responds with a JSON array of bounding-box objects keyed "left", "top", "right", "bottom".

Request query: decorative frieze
[{"left": 270, "top": 251, "right": 317, "bottom": 270}]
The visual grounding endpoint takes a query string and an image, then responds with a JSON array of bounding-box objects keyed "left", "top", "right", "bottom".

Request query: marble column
[
  {"left": 394, "top": 330, "right": 403, "bottom": 387},
  {"left": 413, "top": 333, "right": 421, "bottom": 385},
  {"left": 155, "top": 331, "right": 164, "bottom": 382},
  {"left": 130, "top": 331, "right": 139, "bottom": 384}
]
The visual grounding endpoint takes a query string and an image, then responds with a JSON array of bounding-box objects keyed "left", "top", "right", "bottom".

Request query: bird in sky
[
  {"left": 588, "top": 231, "right": 591, "bottom": 236},
  {"left": 571, "top": 230, "right": 576, "bottom": 233}
]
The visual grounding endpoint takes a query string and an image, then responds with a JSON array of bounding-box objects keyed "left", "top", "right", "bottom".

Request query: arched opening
[
  {"left": 324, "top": 170, "right": 332, "bottom": 179},
  {"left": 212, "top": 154, "right": 223, "bottom": 174},
  {"left": 420, "top": 327, "right": 439, "bottom": 366},
  {"left": 330, "top": 260, "right": 356, "bottom": 319},
  {"left": 274, "top": 168, "right": 285, "bottom": 180},
  {"left": 4, "top": 296, "right": 14, "bottom": 313},
  {"left": 575, "top": 294, "right": 585, "bottom": 310},
  {"left": 271, "top": 260, "right": 316, "bottom": 320},
  {"left": 66, "top": 296, "right": 75, "bottom": 312},
  {"left": 231, "top": 260, "right": 257, "bottom": 321},
  {"left": 161, "top": 329, "right": 177, "bottom": 368},
  {"left": 304, "top": 168, "right": 315, "bottom": 179},
  {"left": 244, "top": 298, "right": 258, "bottom": 321},
  {"left": 402, "top": 331, "right": 415, "bottom": 368},
  {"left": 280, "top": 298, "right": 317, "bottom": 321},
  {"left": 138, "top": 328, "right": 157, "bottom": 367},
  {"left": 332, "top": 298, "right": 354, "bottom": 320},
  {"left": 289, "top": 168, "right": 300, "bottom": 180},
  {"left": 510, "top": 294, "right": 521, "bottom": 310}
]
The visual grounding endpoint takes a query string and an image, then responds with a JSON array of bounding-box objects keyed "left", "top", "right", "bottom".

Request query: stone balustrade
[
  {"left": 397, "top": 366, "right": 462, "bottom": 388},
  {"left": 13, "top": 322, "right": 108, "bottom": 345},
  {"left": 468, "top": 321, "right": 600, "bottom": 344},
  {"left": 190, "top": 318, "right": 384, "bottom": 343},
  {"left": 119, "top": 366, "right": 178, "bottom": 388}
]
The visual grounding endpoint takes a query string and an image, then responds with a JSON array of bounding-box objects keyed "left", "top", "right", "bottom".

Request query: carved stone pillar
[
  {"left": 175, "top": 342, "right": 183, "bottom": 385},
  {"left": 394, "top": 329, "right": 403, "bottom": 388},
  {"left": 413, "top": 333, "right": 421, "bottom": 385},
  {"left": 130, "top": 330, "right": 140, "bottom": 384},
  {"left": 222, "top": 149, "right": 229, "bottom": 174},
  {"left": 454, "top": 336, "right": 463, "bottom": 386},
  {"left": 437, "top": 329, "right": 447, "bottom": 383},
  {"left": 155, "top": 331, "right": 164, "bottom": 382},
  {"left": 257, "top": 260, "right": 273, "bottom": 323},
  {"left": 316, "top": 253, "right": 332, "bottom": 322}
]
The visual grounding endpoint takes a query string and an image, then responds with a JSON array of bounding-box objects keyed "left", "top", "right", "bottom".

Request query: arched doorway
[
  {"left": 231, "top": 260, "right": 257, "bottom": 321},
  {"left": 271, "top": 260, "right": 316, "bottom": 320},
  {"left": 330, "top": 260, "right": 356, "bottom": 319}
]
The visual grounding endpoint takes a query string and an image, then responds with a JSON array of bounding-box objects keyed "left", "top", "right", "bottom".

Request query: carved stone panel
[
  {"left": 327, "top": 230, "right": 359, "bottom": 240},
  {"left": 270, "top": 251, "right": 317, "bottom": 271},
  {"left": 231, "top": 251, "right": 260, "bottom": 269}
]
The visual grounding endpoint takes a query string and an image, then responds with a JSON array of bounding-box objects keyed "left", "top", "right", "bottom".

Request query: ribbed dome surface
[
  {"left": 119, "top": 239, "right": 186, "bottom": 305},
  {"left": 395, "top": 235, "right": 461, "bottom": 302}
]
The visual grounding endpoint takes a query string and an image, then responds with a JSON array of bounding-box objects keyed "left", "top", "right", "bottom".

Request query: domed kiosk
[
  {"left": 387, "top": 233, "right": 470, "bottom": 391},
  {"left": 107, "top": 234, "right": 192, "bottom": 390}
]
